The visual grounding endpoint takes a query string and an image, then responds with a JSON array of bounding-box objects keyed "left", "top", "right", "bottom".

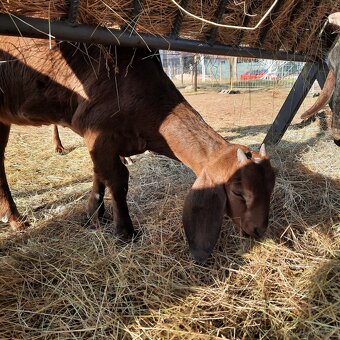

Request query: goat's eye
[{"left": 232, "top": 191, "right": 245, "bottom": 200}]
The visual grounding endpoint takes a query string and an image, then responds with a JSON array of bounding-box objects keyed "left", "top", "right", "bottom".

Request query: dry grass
[
  {"left": 0, "top": 0, "right": 338, "bottom": 57},
  {"left": 0, "top": 91, "right": 339, "bottom": 338}
]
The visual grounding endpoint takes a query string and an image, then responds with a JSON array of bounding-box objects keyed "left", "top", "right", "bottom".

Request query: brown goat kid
[{"left": 0, "top": 37, "right": 275, "bottom": 263}]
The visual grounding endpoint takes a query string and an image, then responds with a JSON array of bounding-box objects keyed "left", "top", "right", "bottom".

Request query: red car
[{"left": 240, "top": 69, "right": 278, "bottom": 81}]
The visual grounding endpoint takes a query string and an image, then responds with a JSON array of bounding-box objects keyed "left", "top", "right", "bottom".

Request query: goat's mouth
[
  {"left": 229, "top": 216, "right": 266, "bottom": 239},
  {"left": 241, "top": 229, "right": 251, "bottom": 237}
]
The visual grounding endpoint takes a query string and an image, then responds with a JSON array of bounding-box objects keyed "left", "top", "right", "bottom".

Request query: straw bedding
[
  {"left": 0, "top": 91, "right": 339, "bottom": 338},
  {"left": 0, "top": 0, "right": 338, "bottom": 58}
]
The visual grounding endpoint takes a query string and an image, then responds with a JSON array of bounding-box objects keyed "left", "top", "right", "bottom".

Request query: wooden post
[
  {"left": 194, "top": 54, "right": 198, "bottom": 92},
  {"left": 232, "top": 57, "right": 238, "bottom": 82},
  {"left": 219, "top": 60, "right": 223, "bottom": 83},
  {"left": 229, "top": 58, "right": 233, "bottom": 90},
  {"left": 229, "top": 57, "right": 238, "bottom": 90},
  {"left": 180, "top": 53, "right": 184, "bottom": 85},
  {"left": 201, "top": 55, "right": 206, "bottom": 82}
]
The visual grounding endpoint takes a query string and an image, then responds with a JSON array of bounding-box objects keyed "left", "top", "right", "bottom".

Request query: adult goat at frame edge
[{"left": 301, "top": 12, "right": 340, "bottom": 146}]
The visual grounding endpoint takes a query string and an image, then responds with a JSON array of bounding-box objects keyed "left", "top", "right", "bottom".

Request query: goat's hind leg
[
  {"left": 0, "top": 123, "right": 29, "bottom": 230},
  {"left": 52, "top": 125, "right": 65, "bottom": 154}
]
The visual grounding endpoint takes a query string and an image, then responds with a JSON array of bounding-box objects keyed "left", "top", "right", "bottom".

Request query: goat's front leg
[
  {"left": 107, "top": 159, "right": 135, "bottom": 239},
  {"left": 0, "top": 123, "right": 29, "bottom": 230},
  {"left": 87, "top": 173, "right": 106, "bottom": 219},
  {"left": 85, "top": 133, "right": 134, "bottom": 239}
]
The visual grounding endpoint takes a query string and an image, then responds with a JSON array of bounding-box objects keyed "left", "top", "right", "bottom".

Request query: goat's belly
[
  {"left": 116, "top": 132, "right": 147, "bottom": 157},
  {"left": 0, "top": 112, "right": 52, "bottom": 126},
  {"left": 0, "top": 103, "right": 72, "bottom": 127}
]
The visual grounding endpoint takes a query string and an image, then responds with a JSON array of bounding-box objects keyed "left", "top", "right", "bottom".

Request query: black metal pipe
[
  {"left": 126, "top": 0, "right": 143, "bottom": 31},
  {"left": 171, "top": 0, "right": 188, "bottom": 38},
  {"left": 67, "top": 0, "right": 80, "bottom": 25},
  {"left": 263, "top": 62, "right": 320, "bottom": 145},
  {"left": 0, "top": 13, "right": 310, "bottom": 61},
  {"left": 257, "top": 0, "right": 285, "bottom": 47},
  {"left": 207, "top": 0, "right": 227, "bottom": 43},
  {"left": 235, "top": 2, "right": 253, "bottom": 46}
]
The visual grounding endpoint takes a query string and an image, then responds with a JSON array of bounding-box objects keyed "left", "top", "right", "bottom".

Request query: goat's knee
[{"left": 87, "top": 175, "right": 106, "bottom": 219}]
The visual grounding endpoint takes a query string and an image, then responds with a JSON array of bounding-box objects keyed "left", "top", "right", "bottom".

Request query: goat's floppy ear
[{"left": 183, "top": 170, "right": 227, "bottom": 264}]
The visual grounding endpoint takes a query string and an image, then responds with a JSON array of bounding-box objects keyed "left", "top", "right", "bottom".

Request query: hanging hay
[
  {"left": 179, "top": 0, "right": 221, "bottom": 41},
  {"left": 0, "top": 89, "right": 339, "bottom": 338},
  {"left": 0, "top": 0, "right": 338, "bottom": 58}
]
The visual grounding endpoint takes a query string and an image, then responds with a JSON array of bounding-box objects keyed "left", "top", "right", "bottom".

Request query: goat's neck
[{"left": 159, "top": 102, "right": 228, "bottom": 176}]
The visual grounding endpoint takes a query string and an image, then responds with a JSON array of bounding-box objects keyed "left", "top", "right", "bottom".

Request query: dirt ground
[
  {"left": 9, "top": 87, "right": 321, "bottom": 148},
  {"left": 183, "top": 88, "right": 315, "bottom": 129},
  {"left": 185, "top": 89, "right": 284, "bottom": 129}
]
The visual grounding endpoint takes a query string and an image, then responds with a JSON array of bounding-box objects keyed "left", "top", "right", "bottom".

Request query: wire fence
[{"left": 160, "top": 51, "right": 320, "bottom": 92}]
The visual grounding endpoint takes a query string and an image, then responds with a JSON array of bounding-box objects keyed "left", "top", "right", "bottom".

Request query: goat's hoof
[
  {"left": 9, "top": 218, "right": 30, "bottom": 231},
  {"left": 87, "top": 203, "right": 105, "bottom": 220},
  {"left": 190, "top": 248, "right": 211, "bottom": 265},
  {"left": 116, "top": 225, "right": 135, "bottom": 241},
  {"left": 55, "top": 146, "right": 65, "bottom": 154}
]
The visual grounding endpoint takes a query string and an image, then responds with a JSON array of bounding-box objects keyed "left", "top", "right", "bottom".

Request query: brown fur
[{"left": 0, "top": 37, "right": 275, "bottom": 262}]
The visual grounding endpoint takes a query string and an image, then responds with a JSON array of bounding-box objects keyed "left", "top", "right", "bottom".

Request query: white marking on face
[{"left": 95, "top": 193, "right": 101, "bottom": 200}]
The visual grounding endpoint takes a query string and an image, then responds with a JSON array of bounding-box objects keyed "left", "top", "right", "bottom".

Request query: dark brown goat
[{"left": 0, "top": 37, "right": 275, "bottom": 263}]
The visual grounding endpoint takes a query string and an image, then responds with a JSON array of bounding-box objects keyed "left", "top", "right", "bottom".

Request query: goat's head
[{"left": 183, "top": 144, "right": 275, "bottom": 263}]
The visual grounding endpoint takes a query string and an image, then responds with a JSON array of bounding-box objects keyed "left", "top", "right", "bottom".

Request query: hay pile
[
  {"left": 0, "top": 90, "right": 339, "bottom": 338},
  {"left": 0, "top": 0, "right": 338, "bottom": 58}
]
